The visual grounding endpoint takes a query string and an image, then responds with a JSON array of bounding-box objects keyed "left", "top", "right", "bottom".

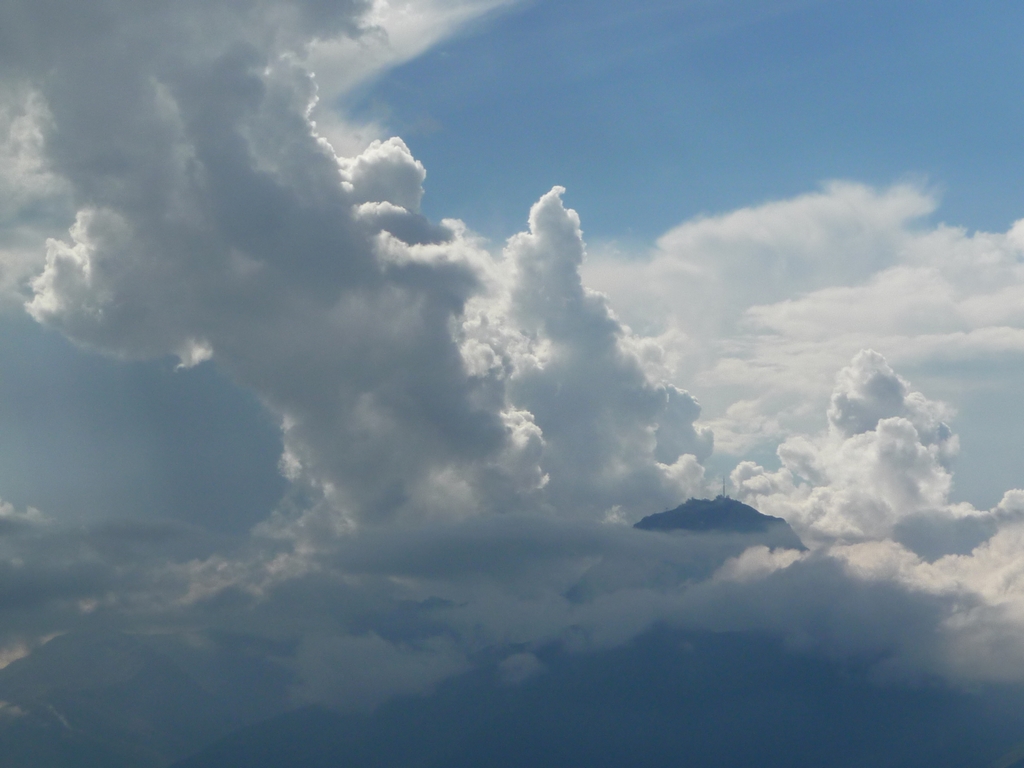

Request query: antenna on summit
[{"left": 722, "top": 477, "right": 727, "bottom": 498}]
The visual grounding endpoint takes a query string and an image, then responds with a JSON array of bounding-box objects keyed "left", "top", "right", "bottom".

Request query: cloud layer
[{"left": 583, "top": 181, "right": 1024, "bottom": 468}]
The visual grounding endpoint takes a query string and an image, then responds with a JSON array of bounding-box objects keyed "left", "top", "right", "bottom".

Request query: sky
[{"left": 5, "top": 0, "right": 1024, "bottom": 757}]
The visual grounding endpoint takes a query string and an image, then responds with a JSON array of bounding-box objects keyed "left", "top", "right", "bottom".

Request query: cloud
[
  {"left": 14, "top": 13, "right": 712, "bottom": 527},
  {"left": 0, "top": 22, "right": 729, "bottom": 726},
  {"left": 827, "top": 349, "right": 954, "bottom": 446},
  {"left": 304, "top": 0, "right": 516, "bottom": 97},
  {"left": 457, "top": 187, "right": 713, "bottom": 520},
  {"left": 0, "top": 384, "right": 1020, "bottom": 712},
  {"left": 582, "top": 182, "right": 932, "bottom": 342},
  {"left": 582, "top": 182, "right": 1024, "bottom": 465},
  {"left": 731, "top": 350, "right": 966, "bottom": 544},
  {"left": 0, "top": 86, "right": 73, "bottom": 308}
]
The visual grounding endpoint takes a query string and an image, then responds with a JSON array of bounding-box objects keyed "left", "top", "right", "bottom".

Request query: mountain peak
[{"left": 634, "top": 497, "right": 804, "bottom": 549}]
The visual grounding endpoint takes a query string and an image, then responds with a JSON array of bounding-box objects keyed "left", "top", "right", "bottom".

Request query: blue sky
[{"left": 351, "top": 0, "right": 1024, "bottom": 241}]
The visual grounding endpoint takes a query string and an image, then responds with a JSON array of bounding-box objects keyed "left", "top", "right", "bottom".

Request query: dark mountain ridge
[
  {"left": 170, "top": 626, "right": 1024, "bottom": 768},
  {"left": 0, "top": 631, "right": 282, "bottom": 767},
  {"left": 635, "top": 496, "right": 805, "bottom": 550}
]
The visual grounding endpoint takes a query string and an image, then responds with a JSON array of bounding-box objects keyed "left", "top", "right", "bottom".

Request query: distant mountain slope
[
  {"left": 635, "top": 496, "right": 805, "bottom": 550},
  {"left": 0, "top": 632, "right": 246, "bottom": 768},
  {"left": 171, "top": 626, "right": 1024, "bottom": 768}
]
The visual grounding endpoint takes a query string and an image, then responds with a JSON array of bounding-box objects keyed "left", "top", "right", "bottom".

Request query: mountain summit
[{"left": 635, "top": 496, "right": 805, "bottom": 549}]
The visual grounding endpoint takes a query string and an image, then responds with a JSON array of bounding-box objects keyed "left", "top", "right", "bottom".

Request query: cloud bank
[{"left": 583, "top": 181, "right": 1024, "bottom": 461}]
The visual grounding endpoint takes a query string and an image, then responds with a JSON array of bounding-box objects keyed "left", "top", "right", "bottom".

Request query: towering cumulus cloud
[
  {"left": 733, "top": 350, "right": 961, "bottom": 543},
  {"left": 10, "top": 0, "right": 709, "bottom": 532}
]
